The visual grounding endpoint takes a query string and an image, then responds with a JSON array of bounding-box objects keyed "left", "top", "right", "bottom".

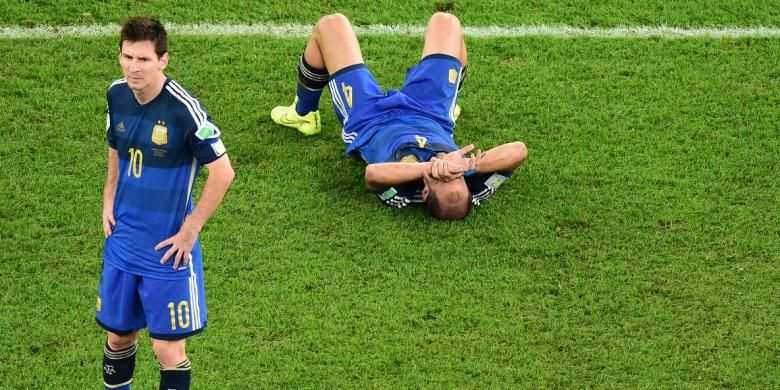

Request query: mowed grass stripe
[{"left": 3, "top": 23, "right": 780, "bottom": 39}]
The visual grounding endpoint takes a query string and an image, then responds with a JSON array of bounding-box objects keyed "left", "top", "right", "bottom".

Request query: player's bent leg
[
  {"left": 310, "top": 13, "right": 364, "bottom": 73},
  {"left": 103, "top": 331, "right": 139, "bottom": 390},
  {"left": 422, "top": 12, "right": 465, "bottom": 63},
  {"left": 153, "top": 338, "right": 191, "bottom": 390}
]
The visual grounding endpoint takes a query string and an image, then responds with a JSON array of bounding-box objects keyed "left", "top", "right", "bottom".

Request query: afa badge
[
  {"left": 400, "top": 154, "right": 419, "bottom": 163},
  {"left": 448, "top": 68, "right": 458, "bottom": 85},
  {"left": 151, "top": 121, "right": 168, "bottom": 145}
]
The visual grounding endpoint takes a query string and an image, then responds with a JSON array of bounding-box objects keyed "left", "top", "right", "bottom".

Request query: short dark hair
[
  {"left": 120, "top": 16, "right": 168, "bottom": 58},
  {"left": 425, "top": 188, "right": 473, "bottom": 220}
]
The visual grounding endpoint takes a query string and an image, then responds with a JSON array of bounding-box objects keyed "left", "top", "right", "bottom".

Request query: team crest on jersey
[
  {"left": 448, "top": 68, "right": 458, "bottom": 85},
  {"left": 151, "top": 121, "right": 168, "bottom": 145},
  {"left": 400, "top": 154, "right": 419, "bottom": 163},
  {"left": 116, "top": 122, "right": 125, "bottom": 132}
]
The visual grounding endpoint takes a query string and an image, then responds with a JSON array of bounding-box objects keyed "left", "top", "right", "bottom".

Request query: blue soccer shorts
[
  {"left": 95, "top": 260, "right": 207, "bottom": 340},
  {"left": 329, "top": 54, "right": 463, "bottom": 144}
]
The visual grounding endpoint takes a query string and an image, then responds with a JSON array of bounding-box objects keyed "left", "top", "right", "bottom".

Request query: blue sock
[
  {"left": 159, "top": 359, "right": 191, "bottom": 390},
  {"left": 103, "top": 342, "right": 137, "bottom": 390},
  {"left": 295, "top": 55, "right": 329, "bottom": 115}
]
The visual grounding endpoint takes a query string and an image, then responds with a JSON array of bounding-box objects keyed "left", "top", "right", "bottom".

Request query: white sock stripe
[
  {"left": 104, "top": 379, "right": 133, "bottom": 388},
  {"left": 104, "top": 343, "right": 137, "bottom": 359},
  {"left": 3, "top": 23, "right": 780, "bottom": 39},
  {"left": 299, "top": 58, "right": 329, "bottom": 81}
]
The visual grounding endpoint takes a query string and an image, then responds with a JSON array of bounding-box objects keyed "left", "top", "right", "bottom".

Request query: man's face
[{"left": 119, "top": 40, "right": 168, "bottom": 93}]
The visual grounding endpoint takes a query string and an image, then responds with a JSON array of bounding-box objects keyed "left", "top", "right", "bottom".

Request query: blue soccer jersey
[{"left": 104, "top": 77, "right": 226, "bottom": 280}]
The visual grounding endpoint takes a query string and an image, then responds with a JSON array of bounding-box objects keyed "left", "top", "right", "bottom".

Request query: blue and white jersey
[{"left": 104, "top": 77, "right": 226, "bottom": 280}]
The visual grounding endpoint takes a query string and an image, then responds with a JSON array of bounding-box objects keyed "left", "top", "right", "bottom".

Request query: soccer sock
[
  {"left": 103, "top": 342, "right": 137, "bottom": 390},
  {"left": 159, "top": 359, "right": 192, "bottom": 390},
  {"left": 295, "top": 55, "right": 329, "bottom": 115},
  {"left": 457, "top": 65, "right": 468, "bottom": 96}
]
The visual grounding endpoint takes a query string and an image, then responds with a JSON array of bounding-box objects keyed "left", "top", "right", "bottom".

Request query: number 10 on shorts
[{"left": 167, "top": 301, "right": 191, "bottom": 330}]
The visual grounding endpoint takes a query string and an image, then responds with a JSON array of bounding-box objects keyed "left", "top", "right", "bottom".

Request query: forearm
[
  {"left": 104, "top": 149, "right": 119, "bottom": 211},
  {"left": 183, "top": 156, "right": 234, "bottom": 233},
  {"left": 474, "top": 142, "right": 527, "bottom": 173},
  {"left": 364, "top": 162, "right": 431, "bottom": 190}
]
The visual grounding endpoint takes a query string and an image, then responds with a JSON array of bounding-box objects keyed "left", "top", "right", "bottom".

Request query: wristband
[{"left": 464, "top": 169, "right": 477, "bottom": 176}]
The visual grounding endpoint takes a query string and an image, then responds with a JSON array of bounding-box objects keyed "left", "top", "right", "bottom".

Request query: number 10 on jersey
[{"left": 127, "top": 148, "right": 143, "bottom": 178}]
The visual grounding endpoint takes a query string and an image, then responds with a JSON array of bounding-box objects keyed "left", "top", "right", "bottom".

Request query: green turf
[
  {"left": 1, "top": 5, "right": 779, "bottom": 389},
  {"left": 3, "top": 0, "right": 780, "bottom": 27}
]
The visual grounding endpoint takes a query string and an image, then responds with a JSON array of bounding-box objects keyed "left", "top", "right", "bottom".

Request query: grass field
[{"left": 1, "top": 1, "right": 779, "bottom": 388}]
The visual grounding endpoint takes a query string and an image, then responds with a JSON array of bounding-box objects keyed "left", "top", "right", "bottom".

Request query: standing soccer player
[{"left": 96, "top": 16, "right": 234, "bottom": 390}]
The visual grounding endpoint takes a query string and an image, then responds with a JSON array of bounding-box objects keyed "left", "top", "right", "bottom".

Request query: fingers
[
  {"left": 172, "top": 249, "right": 184, "bottom": 269},
  {"left": 103, "top": 214, "right": 116, "bottom": 238},
  {"left": 160, "top": 246, "right": 176, "bottom": 265},
  {"left": 155, "top": 238, "right": 172, "bottom": 252},
  {"left": 457, "top": 144, "right": 475, "bottom": 156}
]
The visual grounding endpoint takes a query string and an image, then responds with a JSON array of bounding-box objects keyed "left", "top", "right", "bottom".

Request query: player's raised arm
[{"left": 469, "top": 141, "right": 527, "bottom": 174}]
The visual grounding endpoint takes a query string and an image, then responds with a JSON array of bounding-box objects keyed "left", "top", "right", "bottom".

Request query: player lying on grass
[{"left": 271, "top": 12, "right": 527, "bottom": 220}]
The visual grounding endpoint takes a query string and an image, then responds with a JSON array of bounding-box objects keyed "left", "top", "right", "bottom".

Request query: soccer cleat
[
  {"left": 452, "top": 103, "right": 461, "bottom": 122},
  {"left": 271, "top": 97, "right": 321, "bottom": 136}
]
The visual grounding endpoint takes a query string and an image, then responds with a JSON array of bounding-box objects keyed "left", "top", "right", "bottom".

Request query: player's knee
[
  {"left": 514, "top": 142, "right": 528, "bottom": 161},
  {"left": 152, "top": 339, "right": 187, "bottom": 367},
  {"left": 315, "top": 13, "right": 353, "bottom": 35},
  {"left": 107, "top": 331, "right": 137, "bottom": 350},
  {"left": 428, "top": 12, "right": 462, "bottom": 31}
]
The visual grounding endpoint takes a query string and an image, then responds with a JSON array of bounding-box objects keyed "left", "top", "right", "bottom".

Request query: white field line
[{"left": 1, "top": 23, "right": 780, "bottom": 39}]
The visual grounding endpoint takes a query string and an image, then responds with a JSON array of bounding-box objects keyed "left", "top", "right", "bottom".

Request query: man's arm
[
  {"left": 364, "top": 161, "right": 432, "bottom": 191},
  {"left": 155, "top": 154, "right": 235, "bottom": 268},
  {"left": 472, "top": 141, "right": 527, "bottom": 174},
  {"left": 102, "top": 148, "right": 119, "bottom": 237}
]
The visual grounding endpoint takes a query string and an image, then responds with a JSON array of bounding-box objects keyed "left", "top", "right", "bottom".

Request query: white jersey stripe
[
  {"left": 329, "top": 79, "right": 349, "bottom": 121},
  {"left": 169, "top": 80, "right": 207, "bottom": 123},
  {"left": 168, "top": 80, "right": 207, "bottom": 124},
  {"left": 166, "top": 85, "right": 205, "bottom": 128},
  {"left": 108, "top": 78, "right": 127, "bottom": 89},
  {"left": 166, "top": 82, "right": 206, "bottom": 126}
]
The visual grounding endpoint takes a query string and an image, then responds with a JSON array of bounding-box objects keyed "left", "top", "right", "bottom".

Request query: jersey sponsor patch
[
  {"left": 195, "top": 121, "right": 221, "bottom": 140},
  {"left": 211, "top": 140, "right": 226, "bottom": 156},
  {"left": 484, "top": 173, "right": 507, "bottom": 189}
]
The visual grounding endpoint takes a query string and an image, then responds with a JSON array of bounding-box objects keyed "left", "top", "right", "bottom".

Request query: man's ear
[
  {"left": 421, "top": 186, "right": 430, "bottom": 201},
  {"left": 159, "top": 52, "right": 169, "bottom": 70}
]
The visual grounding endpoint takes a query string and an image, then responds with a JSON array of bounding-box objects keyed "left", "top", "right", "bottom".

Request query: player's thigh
[
  {"left": 401, "top": 55, "right": 462, "bottom": 121},
  {"left": 138, "top": 262, "right": 207, "bottom": 341},
  {"left": 313, "top": 13, "right": 364, "bottom": 72},
  {"left": 329, "top": 64, "right": 383, "bottom": 127},
  {"left": 96, "top": 263, "right": 145, "bottom": 334}
]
